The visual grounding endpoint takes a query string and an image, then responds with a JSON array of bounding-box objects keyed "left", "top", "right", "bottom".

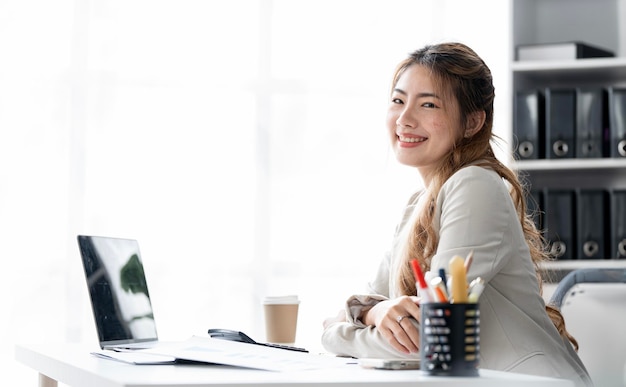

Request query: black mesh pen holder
[{"left": 420, "top": 302, "right": 480, "bottom": 376}]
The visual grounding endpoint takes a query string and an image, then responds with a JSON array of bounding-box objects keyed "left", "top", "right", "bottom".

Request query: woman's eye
[
  {"left": 422, "top": 102, "right": 436, "bottom": 108},
  {"left": 391, "top": 98, "right": 404, "bottom": 104}
]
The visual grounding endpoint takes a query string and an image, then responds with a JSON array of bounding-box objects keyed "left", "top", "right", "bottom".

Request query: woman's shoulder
[
  {"left": 440, "top": 165, "right": 510, "bottom": 204},
  {"left": 405, "top": 190, "right": 423, "bottom": 205},
  {"left": 448, "top": 165, "right": 501, "bottom": 185}
]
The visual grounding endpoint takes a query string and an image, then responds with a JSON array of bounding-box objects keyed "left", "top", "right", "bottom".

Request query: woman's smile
[{"left": 397, "top": 134, "right": 427, "bottom": 147}]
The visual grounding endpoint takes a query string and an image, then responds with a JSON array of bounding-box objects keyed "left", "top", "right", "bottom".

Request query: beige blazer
[{"left": 321, "top": 166, "right": 593, "bottom": 387}]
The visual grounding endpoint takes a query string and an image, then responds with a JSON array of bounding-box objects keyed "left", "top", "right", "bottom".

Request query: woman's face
[{"left": 386, "top": 64, "right": 461, "bottom": 184}]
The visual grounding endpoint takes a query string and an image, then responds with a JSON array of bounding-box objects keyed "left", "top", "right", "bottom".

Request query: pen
[
  {"left": 438, "top": 268, "right": 448, "bottom": 293},
  {"left": 429, "top": 276, "right": 449, "bottom": 303},
  {"left": 410, "top": 259, "right": 433, "bottom": 303},
  {"left": 468, "top": 277, "right": 485, "bottom": 303},
  {"left": 449, "top": 255, "right": 468, "bottom": 303}
]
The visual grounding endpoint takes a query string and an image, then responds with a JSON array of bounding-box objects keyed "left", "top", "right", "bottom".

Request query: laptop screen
[{"left": 77, "top": 235, "right": 158, "bottom": 348}]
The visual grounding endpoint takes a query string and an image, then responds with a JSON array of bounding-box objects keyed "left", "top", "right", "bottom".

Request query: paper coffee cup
[{"left": 262, "top": 295, "right": 300, "bottom": 344}]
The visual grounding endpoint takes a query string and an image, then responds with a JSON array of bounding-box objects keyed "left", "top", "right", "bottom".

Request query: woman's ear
[{"left": 464, "top": 110, "right": 486, "bottom": 138}]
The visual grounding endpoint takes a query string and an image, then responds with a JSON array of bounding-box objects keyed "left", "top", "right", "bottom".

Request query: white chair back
[{"left": 550, "top": 268, "right": 626, "bottom": 387}]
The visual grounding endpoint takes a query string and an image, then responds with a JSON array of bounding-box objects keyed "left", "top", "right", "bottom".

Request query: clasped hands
[
  {"left": 363, "top": 295, "right": 422, "bottom": 354},
  {"left": 323, "top": 295, "right": 422, "bottom": 355}
]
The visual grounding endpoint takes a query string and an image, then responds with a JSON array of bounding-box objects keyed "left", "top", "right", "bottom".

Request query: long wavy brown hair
[{"left": 392, "top": 42, "right": 578, "bottom": 351}]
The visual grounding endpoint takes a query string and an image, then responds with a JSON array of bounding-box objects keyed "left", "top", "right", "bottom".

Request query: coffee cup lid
[{"left": 262, "top": 295, "right": 299, "bottom": 305}]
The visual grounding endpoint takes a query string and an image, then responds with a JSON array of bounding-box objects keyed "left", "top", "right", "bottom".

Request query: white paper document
[
  {"left": 91, "top": 350, "right": 177, "bottom": 365},
  {"left": 139, "top": 336, "right": 352, "bottom": 371}
]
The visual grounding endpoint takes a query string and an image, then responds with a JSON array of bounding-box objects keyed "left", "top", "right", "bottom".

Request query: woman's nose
[{"left": 397, "top": 107, "right": 416, "bottom": 128}]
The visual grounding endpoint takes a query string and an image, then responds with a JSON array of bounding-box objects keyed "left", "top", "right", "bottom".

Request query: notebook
[{"left": 77, "top": 235, "right": 168, "bottom": 351}]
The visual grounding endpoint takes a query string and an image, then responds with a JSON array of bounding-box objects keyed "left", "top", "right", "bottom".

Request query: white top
[{"left": 321, "top": 166, "right": 593, "bottom": 387}]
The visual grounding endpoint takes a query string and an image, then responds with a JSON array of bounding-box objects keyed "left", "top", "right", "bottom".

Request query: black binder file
[
  {"left": 611, "top": 190, "right": 626, "bottom": 259},
  {"left": 546, "top": 89, "right": 575, "bottom": 159},
  {"left": 576, "top": 190, "right": 609, "bottom": 259},
  {"left": 576, "top": 88, "right": 608, "bottom": 158},
  {"left": 609, "top": 87, "right": 626, "bottom": 158},
  {"left": 544, "top": 189, "right": 575, "bottom": 260},
  {"left": 514, "top": 90, "right": 545, "bottom": 160}
]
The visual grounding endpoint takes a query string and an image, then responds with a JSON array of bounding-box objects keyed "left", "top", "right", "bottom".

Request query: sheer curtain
[{"left": 1, "top": 0, "right": 509, "bottom": 384}]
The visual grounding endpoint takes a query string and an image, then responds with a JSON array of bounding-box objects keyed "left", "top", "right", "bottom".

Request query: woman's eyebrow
[{"left": 392, "top": 88, "right": 440, "bottom": 99}]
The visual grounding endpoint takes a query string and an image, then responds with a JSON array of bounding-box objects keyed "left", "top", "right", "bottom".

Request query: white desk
[{"left": 15, "top": 343, "right": 575, "bottom": 387}]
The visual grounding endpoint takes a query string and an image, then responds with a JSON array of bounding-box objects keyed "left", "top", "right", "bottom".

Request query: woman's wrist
[
  {"left": 361, "top": 304, "right": 379, "bottom": 326},
  {"left": 346, "top": 294, "right": 389, "bottom": 327}
]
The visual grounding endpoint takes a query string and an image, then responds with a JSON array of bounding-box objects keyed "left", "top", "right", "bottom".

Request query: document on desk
[
  {"left": 139, "top": 336, "right": 353, "bottom": 371},
  {"left": 91, "top": 350, "right": 178, "bottom": 365}
]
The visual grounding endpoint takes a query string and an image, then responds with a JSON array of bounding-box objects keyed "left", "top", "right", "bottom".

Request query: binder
[
  {"left": 514, "top": 90, "right": 545, "bottom": 159},
  {"left": 576, "top": 189, "right": 609, "bottom": 259},
  {"left": 576, "top": 88, "right": 608, "bottom": 158},
  {"left": 546, "top": 89, "right": 575, "bottom": 159},
  {"left": 516, "top": 42, "right": 615, "bottom": 61},
  {"left": 611, "top": 190, "right": 626, "bottom": 259},
  {"left": 544, "top": 189, "right": 575, "bottom": 260},
  {"left": 608, "top": 87, "right": 626, "bottom": 158}
]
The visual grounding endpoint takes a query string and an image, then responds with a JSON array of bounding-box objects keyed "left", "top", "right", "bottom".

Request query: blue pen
[{"left": 438, "top": 268, "right": 448, "bottom": 293}]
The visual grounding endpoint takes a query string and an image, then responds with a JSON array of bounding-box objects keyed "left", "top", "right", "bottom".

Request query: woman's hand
[{"left": 362, "top": 296, "right": 421, "bottom": 354}]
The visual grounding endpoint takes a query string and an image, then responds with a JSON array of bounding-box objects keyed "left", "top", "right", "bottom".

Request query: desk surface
[{"left": 15, "top": 343, "right": 575, "bottom": 387}]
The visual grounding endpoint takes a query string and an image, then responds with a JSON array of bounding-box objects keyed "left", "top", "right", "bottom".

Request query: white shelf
[
  {"left": 512, "top": 57, "right": 626, "bottom": 72},
  {"left": 540, "top": 260, "right": 626, "bottom": 286},
  {"left": 541, "top": 259, "right": 626, "bottom": 271},
  {"left": 515, "top": 158, "right": 626, "bottom": 171},
  {"left": 512, "top": 58, "right": 626, "bottom": 84}
]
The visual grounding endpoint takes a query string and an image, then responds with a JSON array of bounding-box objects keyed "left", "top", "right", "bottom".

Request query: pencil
[{"left": 464, "top": 250, "right": 474, "bottom": 273}]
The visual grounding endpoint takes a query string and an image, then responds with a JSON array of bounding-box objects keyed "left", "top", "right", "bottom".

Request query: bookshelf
[{"left": 510, "top": 0, "right": 626, "bottom": 266}]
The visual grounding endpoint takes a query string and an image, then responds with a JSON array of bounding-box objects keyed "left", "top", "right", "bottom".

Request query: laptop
[
  {"left": 78, "top": 234, "right": 308, "bottom": 356},
  {"left": 77, "top": 235, "right": 166, "bottom": 351},
  {"left": 77, "top": 235, "right": 331, "bottom": 370}
]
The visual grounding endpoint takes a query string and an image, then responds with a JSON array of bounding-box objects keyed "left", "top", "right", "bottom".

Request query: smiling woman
[
  {"left": 321, "top": 42, "right": 592, "bottom": 387},
  {"left": 388, "top": 65, "right": 461, "bottom": 181},
  {"left": 0, "top": 0, "right": 511, "bottom": 383}
]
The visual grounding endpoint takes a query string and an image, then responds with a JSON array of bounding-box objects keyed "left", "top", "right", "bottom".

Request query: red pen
[{"left": 410, "top": 259, "right": 433, "bottom": 303}]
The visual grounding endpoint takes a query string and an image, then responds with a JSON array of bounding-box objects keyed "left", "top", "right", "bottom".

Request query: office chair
[{"left": 549, "top": 267, "right": 626, "bottom": 387}]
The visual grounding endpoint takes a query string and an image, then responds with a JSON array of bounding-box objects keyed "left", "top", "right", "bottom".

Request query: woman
[{"left": 321, "top": 42, "right": 593, "bottom": 387}]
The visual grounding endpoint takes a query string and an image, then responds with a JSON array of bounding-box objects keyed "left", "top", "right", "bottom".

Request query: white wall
[{"left": 0, "top": 0, "right": 510, "bottom": 384}]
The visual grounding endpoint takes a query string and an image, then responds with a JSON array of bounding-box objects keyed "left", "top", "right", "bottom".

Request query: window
[{"left": 2, "top": 1, "right": 509, "bottom": 382}]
